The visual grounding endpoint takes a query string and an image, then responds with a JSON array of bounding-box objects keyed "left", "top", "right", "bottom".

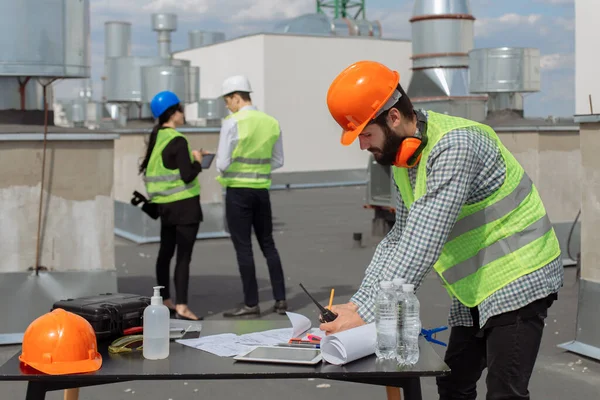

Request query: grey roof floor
[{"left": 1, "top": 186, "right": 598, "bottom": 399}]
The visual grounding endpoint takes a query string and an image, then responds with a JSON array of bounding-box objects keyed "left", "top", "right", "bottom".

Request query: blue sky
[{"left": 54, "top": 0, "right": 575, "bottom": 118}]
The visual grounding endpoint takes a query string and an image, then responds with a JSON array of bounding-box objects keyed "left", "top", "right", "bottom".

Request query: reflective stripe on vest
[
  {"left": 216, "top": 109, "right": 280, "bottom": 189},
  {"left": 144, "top": 128, "right": 200, "bottom": 204},
  {"left": 147, "top": 181, "right": 199, "bottom": 199},
  {"left": 221, "top": 172, "right": 272, "bottom": 179},
  {"left": 143, "top": 173, "right": 183, "bottom": 183},
  {"left": 232, "top": 157, "right": 271, "bottom": 165},
  {"left": 392, "top": 111, "right": 561, "bottom": 307}
]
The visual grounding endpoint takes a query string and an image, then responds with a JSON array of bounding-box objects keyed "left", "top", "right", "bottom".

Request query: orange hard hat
[
  {"left": 19, "top": 308, "right": 102, "bottom": 375},
  {"left": 327, "top": 61, "right": 401, "bottom": 146}
]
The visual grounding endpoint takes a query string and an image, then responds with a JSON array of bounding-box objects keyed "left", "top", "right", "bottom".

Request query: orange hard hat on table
[
  {"left": 327, "top": 61, "right": 401, "bottom": 146},
  {"left": 19, "top": 308, "right": 102, "bottom": 375}
]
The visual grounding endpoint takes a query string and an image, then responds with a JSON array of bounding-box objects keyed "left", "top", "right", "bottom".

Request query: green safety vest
[
  {"left": 392, "top": 111, "right": 561, "bottom": 307},
  {"left": 144, "top": 128, "right": 201, "bottom": 204},
  {"left": 216, "top": 109, "right": 280, "bottom": 189}
]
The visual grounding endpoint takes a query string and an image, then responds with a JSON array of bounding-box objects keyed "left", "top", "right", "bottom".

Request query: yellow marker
[{"left": 328, "top": 288, "right": 335, "bottom": 309}]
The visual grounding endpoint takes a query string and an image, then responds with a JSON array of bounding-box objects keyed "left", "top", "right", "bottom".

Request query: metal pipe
[
  {"left": 34, "top": 78, "right": 58, "bottom": 275},
  {"left": 17, "top": 77, "right": 31, "bottom": 111},
  {"left": 158, "top": 30, "right": 171, "bottom": 58}
]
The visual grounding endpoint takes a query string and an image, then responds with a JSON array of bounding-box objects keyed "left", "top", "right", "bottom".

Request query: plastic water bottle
[
  {"left": 393, "top": 279, "right": 408, "bottom": 365},
  {"left": 143, "top": 286, "right": 170, "bottom": 360},
  {"left": 375, "top": 280, "right": 397, "bottom": 359},
  {"left": 402, "top": 284, "right": 421, "bottom": 365}
]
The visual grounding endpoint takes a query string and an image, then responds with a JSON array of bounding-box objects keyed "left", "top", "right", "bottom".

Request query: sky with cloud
[{"left": 53, "top": 0, "right": 575, "bottom": 118}]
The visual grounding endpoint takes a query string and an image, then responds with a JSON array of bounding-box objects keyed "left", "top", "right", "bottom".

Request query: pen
[{"left": 276, "top": 343, "right": 320, "bottom": 349}]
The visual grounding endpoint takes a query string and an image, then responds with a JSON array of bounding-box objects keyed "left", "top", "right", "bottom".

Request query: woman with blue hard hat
[{"left": 139, "top": 90, "right": 207, "bottom": 321}]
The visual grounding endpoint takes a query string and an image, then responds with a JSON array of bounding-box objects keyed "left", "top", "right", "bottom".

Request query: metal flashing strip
[
  {"left": 0, "top": 333, "right": 24, "bottom": 346},
  {"left": 0, "top": 133, "right": 120, "bottom": 141},
  {"left": 573, "top": 114, "right": 600, "bottom": 124},
  {"left": 557, "top": 341, "right": 600, "bottom": 362},
  {"left": 114, "top": 227, "right": 230, "bottom": 244},
  {"left": 111, "top": 126, "right": 221, "bottom": 135},
  {"left": 270, "top": 180, "right": 367, "bottom": 190},
  {"left": 557, "top": 279, "right": 600, "bottom": 361},
  {"left": 492, "top": 126, "right": 579, "bottom": 133}
]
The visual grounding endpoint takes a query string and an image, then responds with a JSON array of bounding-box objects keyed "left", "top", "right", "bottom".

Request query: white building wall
[
  {"left": 576, "top": 0, "right": 600, "bottom": 115},
  {"left": 263, "top": 34, "right": 412, "bottom": 173},
  {"left": 174, "top": 33, "right": 412, "bottom": 175},
  {"left": 175, "top": 35, "right": 266, "bottom": 111}
]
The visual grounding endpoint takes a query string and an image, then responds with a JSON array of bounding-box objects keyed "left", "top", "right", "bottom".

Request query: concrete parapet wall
[{"left": 0, "top": 135, "right": 116, "bottom": 273}]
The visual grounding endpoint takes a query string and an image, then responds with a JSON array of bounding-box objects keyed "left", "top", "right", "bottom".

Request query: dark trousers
[
  {"left": 155, "top": 222, "right": 200, "bottom": 305},
  {"left": 437, "top": 295, "right": 555, "bottom": 400},
  {"left": 225, "top": 187, "right": 286, "bottom": 307}
]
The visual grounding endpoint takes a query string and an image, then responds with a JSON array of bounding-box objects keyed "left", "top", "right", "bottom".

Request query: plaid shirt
[{"left": 351, "top": 110, "right": 564, "bottom": 328}]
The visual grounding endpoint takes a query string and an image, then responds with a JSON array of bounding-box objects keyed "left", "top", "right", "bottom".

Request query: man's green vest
[
  {"left": 144, "top": 128, "right": 200, "bottom": 204},
  {"left": 392, "top": 111, "right": 561, "bottom": 308},
  {"left": 216, "top": 109, "right": 280, "bottom": 189}
]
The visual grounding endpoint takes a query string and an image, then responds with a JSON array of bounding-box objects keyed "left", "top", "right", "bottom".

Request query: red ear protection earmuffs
[{"left": 393, "top": 112, "right": 428, "bottom": 169}]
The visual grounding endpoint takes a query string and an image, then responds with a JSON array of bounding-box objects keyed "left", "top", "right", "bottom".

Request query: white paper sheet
[
  {"left": 175, "top": 312, "right": 316, "bottom": 357},
  {"left": 237, "top": 328, "right": 293, "bottom": 346},
  {"left": 285, "top": 311, "right": 312, "bottom": 338},
  {"left": 320, "top": 323, "right": 377, "bottom": 365}
]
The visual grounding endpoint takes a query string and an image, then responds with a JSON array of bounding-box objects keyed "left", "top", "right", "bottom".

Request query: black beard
[{"left": 371, "top": 125, "right": 404, "bottom": 166}]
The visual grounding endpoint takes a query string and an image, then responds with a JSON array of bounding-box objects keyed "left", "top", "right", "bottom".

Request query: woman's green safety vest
[
  {"left": 144, "top": 128, "right": 200, "bottom": 204},
  {"left": 392, "top": 111, "right": 561, "bottom": 308},
  {"left": 216, "top": 109, "right": 280, "bottom": 189}
]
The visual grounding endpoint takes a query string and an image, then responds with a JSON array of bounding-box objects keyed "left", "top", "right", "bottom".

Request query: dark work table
[{"left": 0, "top": 320, "right": 450, "bottom": 400}]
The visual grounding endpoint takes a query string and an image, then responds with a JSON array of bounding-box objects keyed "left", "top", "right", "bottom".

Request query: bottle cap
[
  {"left": 380, "top": 280, "right": 393, "bottom": 289},
  {"left": 402, "top": 284, "right": 415, "bottom": 293},
  {"left": 392, "top": 278, "right": 406, "bottom": 287},
  {"left": 151, "top": 286, "right": 164, "bottom": 305}
]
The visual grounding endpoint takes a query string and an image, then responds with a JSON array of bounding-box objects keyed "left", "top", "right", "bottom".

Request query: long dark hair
[{"left": 139, "top": 104, "right": 181, "bottom": 175}]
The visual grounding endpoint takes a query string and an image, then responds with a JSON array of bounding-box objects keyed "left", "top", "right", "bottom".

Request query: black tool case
[{"left": 52, "top": 293, "right": 151, "bottom": 341}]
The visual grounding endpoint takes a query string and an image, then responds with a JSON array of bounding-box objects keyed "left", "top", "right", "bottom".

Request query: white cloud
[
  {"left": 367, "top": 5, "right": 412, "bottom": 39},
  {"left": 475, "top": 13, "right": 542, "bottom": 37},
  {"left": 93, "top": 0, "right": 313, "bottom": 23},
  {"left": 533, "top": 0, "right": 573, "bottom": 4},
  {"left": 540, "top": 53, "right": 574, "bottom": 71}
]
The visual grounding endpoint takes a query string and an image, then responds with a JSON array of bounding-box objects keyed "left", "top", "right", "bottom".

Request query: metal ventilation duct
[
  {"left": 406, "top": 0, "right": 486, "bottom": 121},
  {"left": 469, "top": 47, "right": 541, "bottom": 118},
  {"left": 105, "top": 21, "right": 132, "bottom": 58},
  {"left": 152, "top": 13, "right": 177, "bottom": 58},
  {"left": 141, "top": 65, "right": 187, "bottom": 103},
  {"left": 272, "top": 13, "right": 334, "bottom": 36},
  {"left": 188, "top": 30, "right": 226, "bottom": 48}
]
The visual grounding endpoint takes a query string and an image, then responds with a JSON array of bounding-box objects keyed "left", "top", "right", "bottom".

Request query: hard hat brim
[
  {"left": 20, "top": 353, "right": 102, "bottom": 375},
  {"left": 340, "top": 118, "right": 370, "bottom": 146}
]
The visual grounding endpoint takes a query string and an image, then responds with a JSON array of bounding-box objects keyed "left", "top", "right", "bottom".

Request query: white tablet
[{"left": 233, "top": 346, "right": 322, "bottom": 365}]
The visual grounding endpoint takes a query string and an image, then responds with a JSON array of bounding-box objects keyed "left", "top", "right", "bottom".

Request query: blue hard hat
[{"left": 150, "top": 91, "right": 180, "bottom": 119}]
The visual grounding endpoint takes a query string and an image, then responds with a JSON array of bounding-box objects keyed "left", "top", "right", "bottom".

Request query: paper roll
[{"left": 320, "top": 323, "right": 377, "bottom": 365}]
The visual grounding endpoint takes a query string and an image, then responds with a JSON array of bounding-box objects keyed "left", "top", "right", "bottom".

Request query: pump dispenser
[{"left": 143, "top": 286, "right": 170, "bottom": 360}]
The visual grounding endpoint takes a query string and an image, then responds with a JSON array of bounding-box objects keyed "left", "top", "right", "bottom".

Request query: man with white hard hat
[{"left": 216, "top": 75, "right": 287, "bottom": 318}]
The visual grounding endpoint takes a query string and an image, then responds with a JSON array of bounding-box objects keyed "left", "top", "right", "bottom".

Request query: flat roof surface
[{"left": 0, "top": 186, "right": 594, "bottom": 399}]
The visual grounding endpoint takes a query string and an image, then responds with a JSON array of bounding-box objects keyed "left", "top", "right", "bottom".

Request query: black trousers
[
  {"left": 436, "top": 295, "right": 556, "bottom": 400},
  {"left": 225, "top": 187, "right": 286, "bottom": 307},
  {"left": 155, "top": 222, "right": 200, "bottom": 305}
]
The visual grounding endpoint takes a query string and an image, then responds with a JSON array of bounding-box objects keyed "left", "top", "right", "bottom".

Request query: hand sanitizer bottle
[{"left": 143, "top": 286, "right": 170, "bottom": 360}]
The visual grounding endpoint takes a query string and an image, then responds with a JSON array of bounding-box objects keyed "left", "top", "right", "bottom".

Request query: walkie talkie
[{"left": 299, "top": 283, "right": 338, "bottom": 323}]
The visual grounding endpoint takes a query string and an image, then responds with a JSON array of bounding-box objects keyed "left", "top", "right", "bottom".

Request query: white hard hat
[{"left": 222, "top": 75, "right": 252, "bottom": 97}]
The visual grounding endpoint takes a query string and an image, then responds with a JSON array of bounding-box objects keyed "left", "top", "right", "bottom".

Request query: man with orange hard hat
[{"left": 320, "top": 60, "right": 564, "bottom": 400}]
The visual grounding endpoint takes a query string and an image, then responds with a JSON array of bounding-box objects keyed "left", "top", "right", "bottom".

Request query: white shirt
[{"left": 216, "top": 105, "right": 284, "bottom": 173}]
